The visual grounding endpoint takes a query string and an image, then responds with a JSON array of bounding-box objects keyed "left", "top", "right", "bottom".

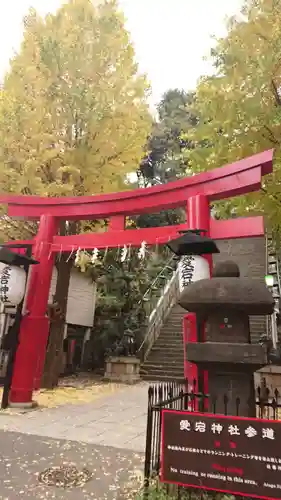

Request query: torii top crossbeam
[{"left": 0, "top": 149, "right": 274, "bottom": 252}]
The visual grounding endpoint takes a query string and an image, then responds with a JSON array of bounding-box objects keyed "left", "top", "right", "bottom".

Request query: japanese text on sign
[
  {"left": 179, "top": 418, "right": 275, "bottom": 439},
  {"left": 161, "top": 410, "right": 281, "bottom": 500}
]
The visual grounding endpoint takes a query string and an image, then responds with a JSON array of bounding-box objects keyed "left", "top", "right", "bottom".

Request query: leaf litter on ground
[{"left": 0, "top": 373, "right": 124, "bottom": 413}]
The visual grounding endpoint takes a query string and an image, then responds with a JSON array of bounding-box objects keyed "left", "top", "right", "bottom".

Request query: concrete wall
[
  {"left": 49, "top": 267, "right": 96, "bottom": 327},
  {"left": 213, "top": 237, "right": 266, "bottom": 343}
]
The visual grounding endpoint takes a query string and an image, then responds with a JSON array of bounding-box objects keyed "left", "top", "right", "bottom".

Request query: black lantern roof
[
  {"left": 167, "top": 229, "right": 220, "bottom": 256},
  {"left": 0, "top": 246, "right": 38, "bottom": 267}
]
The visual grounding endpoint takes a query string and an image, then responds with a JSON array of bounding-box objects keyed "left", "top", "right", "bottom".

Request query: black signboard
[{"left": 161, "top": 410, "right": 281, "bottom": 500}]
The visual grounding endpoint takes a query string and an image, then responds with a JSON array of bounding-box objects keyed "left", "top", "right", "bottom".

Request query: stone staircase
[{"left": 140, "top": 304, "right": 186, "bottom": 382}]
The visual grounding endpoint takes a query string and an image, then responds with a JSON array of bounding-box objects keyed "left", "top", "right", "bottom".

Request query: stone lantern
[{"left": 179, "top": 260, "right": 274, "bottom": 416}]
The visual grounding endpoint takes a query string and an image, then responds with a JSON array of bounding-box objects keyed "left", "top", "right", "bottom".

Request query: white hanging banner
[
  {"left": 179, "top": 255, "right": 210, "bottom": 292},
  {"left": 0, "top": 263, "right": 27, "bottom": 306}
]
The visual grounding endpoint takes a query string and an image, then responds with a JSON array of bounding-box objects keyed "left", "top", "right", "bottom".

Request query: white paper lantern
[
  {"left": 179, "top": 255, "right": 210, "bottom": 292},
  {"left": 0, "top": 263, "right": 27, "bottom": 306}
]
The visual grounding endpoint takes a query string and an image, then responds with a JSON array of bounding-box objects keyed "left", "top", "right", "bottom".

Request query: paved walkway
[
  {"left": 0, "top": 430, "right": 144, "bottom": 499},
  {"left": 0, "top": 383, "right": 150, "bottom": 499},
  {"left": 0, "top": 382, "right": 148, "bottom": 452}
]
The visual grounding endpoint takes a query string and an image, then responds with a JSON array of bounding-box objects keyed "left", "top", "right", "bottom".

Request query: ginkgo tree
[
  {"left": 0, "top": 0, "right": 152, "bottom": 387},
  {"left": 184, "top": 0, "right": 281, "bottom": 237},
  {"left": 0, "top": 0, "right": 151, "bottom": 200}
]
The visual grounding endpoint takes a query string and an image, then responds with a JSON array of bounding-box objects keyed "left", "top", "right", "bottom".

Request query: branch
[
  {"left": 254, "top": 31, "right": 269, "bottom": 42},
  {"left": 262, "top": 125, "right": 280, "bottom": 145},
  {"left": 261, "top": 187, "right": 281, "bottom": 204},
  {"left": 271, "top": 79, "right": 281, "bottom": 107}
]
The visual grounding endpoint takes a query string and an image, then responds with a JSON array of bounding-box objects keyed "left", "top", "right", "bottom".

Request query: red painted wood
[
  {"left": 183, "top": 313, "right": 198, "bottom": 394},
  {"left": 9, "top": 316, "right": 50, "bottom": 404},
  {"left": 210, "top": 216, "right": 264, "bottom": 240},
  {"left": 0, "top": 150, "right": 273, "bottom": 221},
  {"left": 108, "top": 215, "right": 125, "bottom": 231},
  {"left": 0, "top": 148, "right": 273, "bottom": 209},
  {"left": 10, "top": 215, "right": 59, "bottom": 405},
  {"left": 186, "top": 195, "right": 210, "bottom": 398},
  {"left": 5, "top": 216, "right": 264, "bottom": 252},
  {"left": 4, "top": 167, "right": 262, "bottom": 220},
  {"left": 48, "top": 216, "right": 263, "bottom": 251}
]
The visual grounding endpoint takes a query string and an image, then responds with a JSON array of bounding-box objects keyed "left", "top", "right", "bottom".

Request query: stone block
[
  {"left": 186, "top": 342, "right": 267, "bottom": 368},
  {"left": 104, "top": 356, "right": 140, "bottom": 384}
]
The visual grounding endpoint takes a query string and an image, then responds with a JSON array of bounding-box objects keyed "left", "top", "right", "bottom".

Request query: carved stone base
[
  {"left": 207, "top": 371, "right": 256, "bottom": 417},
  {"left": 104, "top": 356, "right": 140, "bottom": 384},
  {"left": 255, "top": 365, "right": 281, "bottom": 394}
]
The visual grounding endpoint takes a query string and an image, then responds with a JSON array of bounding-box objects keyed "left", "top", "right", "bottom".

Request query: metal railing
[
  {"left": 137, "top": 261, "right": 180, "bottom": 362},
  {"left": 140, "top": 256, "right": 177, "bottom": 317},
  {"left": 266, "top": 233, "right": 280, "bottom": 348}
]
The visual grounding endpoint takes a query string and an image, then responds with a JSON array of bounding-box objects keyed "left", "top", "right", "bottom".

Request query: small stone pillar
[
  {"left": 104, "top": 356, "right": 140, "bottom": 384},
  {"left": 179, "top": 260, "right": 274, "bottom": 416}
]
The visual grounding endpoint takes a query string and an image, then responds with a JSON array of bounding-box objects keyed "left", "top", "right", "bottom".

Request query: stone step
[
  {"left": 149, "top": 347, "right": 184, "bottom": 355},
  {"left": 160, "top": 323, "right": 183, "bottom": 328},
  {"left": 155, "top": 333, "right": 183, "bottom": 339},
  {"left": 142, "top": 359, "right": 183, "bottom": 367},
  {"left": 160, "top": 325, "right": 183, "bottom": 330},
  {"left": 154, "top": 333, "right": 183, "bottom": 340},
  {"left": 141, "top": 304, "right": 187, "bottom": 381},
  {"left": 154, "top": 333, "right": 183, "bottom": 338},
  {"left": 149, "top": 347, "right": 184, "bottom": 354},
  {"left": 146, "top": 357, "right": 184, "bottom": 365},
  {"left": 166, "top": 315, "right": 185, "bottom": 320},
  {"left": 152, "top": 340, "right": 183, "bottom": 346},
  {"left": 153, "top": 342, "right": 183, "bottom": 349},
  {"left": 141, "top": 365, "right": 184, "bottom": 376},
  {"left": 159, "top": 329, "right": 182, "bottom": 332},
  {"left": 162, "top": 325, "right": 183, "bottom": 330},
  {"left": 141, "top": 373, "right": 185, "bottom": 383}
]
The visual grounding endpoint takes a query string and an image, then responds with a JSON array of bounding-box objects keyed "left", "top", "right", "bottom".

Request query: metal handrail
[
  {"left": 139, "top": 255, "right": 176, "bottom": 304},
  {"left": 266, "top": 233, "right": 280, "bottom": 349},
  {"left": 134, "top": 255, "right": 177, "bottom": 322},
  {"left": 137, "top": 266, "right": 180, "bottom": 361}
]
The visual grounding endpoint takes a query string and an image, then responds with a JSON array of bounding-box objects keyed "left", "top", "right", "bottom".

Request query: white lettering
[{"left": 262, "top": 428, "right": 275, "bottom": 440}]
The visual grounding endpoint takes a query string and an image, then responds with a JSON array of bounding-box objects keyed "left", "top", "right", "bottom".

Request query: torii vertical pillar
[
  {"left": 184, "top": 194, "right": 210, "bottom": 394},
  {"left": 9, "top": 215, "right": 58, "bottom": 407}
]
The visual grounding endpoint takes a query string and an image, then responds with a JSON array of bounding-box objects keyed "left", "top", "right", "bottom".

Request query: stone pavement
[
  {"left": 0, "top": 382, "right": 148, "bottom": 452},
  {"left": 0, "top": 430, "right": 144, "bottom": 499},
  {"left": 0, "top": 383, "right": 150, "bottom": 499}
]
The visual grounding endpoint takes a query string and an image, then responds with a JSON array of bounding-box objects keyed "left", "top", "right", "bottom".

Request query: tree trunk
[{"left": 41, "top": 221, "right": 76, "bottom": 389}]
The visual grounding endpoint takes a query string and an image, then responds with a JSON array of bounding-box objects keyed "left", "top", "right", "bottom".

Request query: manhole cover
[{"left": 38, "top": 465, "right": 92, "bottom": 488}]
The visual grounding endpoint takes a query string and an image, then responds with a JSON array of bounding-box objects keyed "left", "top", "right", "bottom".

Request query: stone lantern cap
[{"left": 179, "top": 260, "right": 274, "bottom": 315}]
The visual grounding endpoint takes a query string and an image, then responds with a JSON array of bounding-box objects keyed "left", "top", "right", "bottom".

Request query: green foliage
[
  {"left": 134, "top": 88, "right": 195, "bottom": 230},
  {"left": 139, "top": 89, "right": 197, "bottom": 188},
  {"left": 75, "top": 246, "right": 175, "bottom": 369},
  {"left": 135, "top": 482, "right": 235, "bottom": 500},
  {"left": 183, "top": 0, "right": 281, "bottom": 235}
]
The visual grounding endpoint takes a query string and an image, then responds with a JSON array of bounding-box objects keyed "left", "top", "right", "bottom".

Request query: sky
[{"left": 0, "top": 0, "right": 243, "bottom": 106}]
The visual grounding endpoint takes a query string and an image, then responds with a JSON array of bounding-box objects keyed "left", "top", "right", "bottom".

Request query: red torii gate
[{"left": 0, "top": 149, "right": 274, "bottom": 406}]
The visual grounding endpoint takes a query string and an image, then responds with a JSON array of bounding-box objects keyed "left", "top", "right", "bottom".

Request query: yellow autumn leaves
[{"left": 0, "top": 0, "right": 152, "bottom": 241}]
